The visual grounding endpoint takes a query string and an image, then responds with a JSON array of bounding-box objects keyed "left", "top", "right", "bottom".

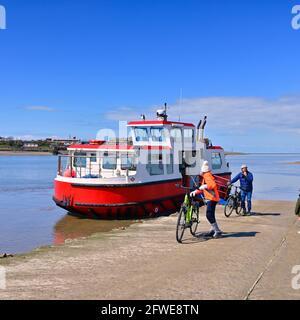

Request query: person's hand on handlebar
[
  {"left": 190, "top": 190, "right": 198, "bottom": 197},
  {"left": 190, "top": 185, "right": 208, "bottom": 197}
]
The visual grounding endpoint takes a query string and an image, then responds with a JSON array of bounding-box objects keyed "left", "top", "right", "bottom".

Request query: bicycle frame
[
  {"left": 178, "top": 185, "right": 205, "bottom": 223},
  {"left": 176, "top": 184, "right": 205, "bottom": 243},
  {"left": 228, "top": 185, "right": 241, "bottom": 197}
]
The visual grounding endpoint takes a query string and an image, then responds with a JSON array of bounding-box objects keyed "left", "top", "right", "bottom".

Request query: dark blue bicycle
[{"left": 224, "top": 185, "right": 243, "bottom": 217}]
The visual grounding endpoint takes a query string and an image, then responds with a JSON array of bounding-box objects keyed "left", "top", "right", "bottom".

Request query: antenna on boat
[{"left": 156, "top": 103, "right": 168, "bottom": 121}]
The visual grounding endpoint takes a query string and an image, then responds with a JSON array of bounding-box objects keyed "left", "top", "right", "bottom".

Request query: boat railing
[{"left": 57, "top": 154, "right": 134, "bottom": 179}]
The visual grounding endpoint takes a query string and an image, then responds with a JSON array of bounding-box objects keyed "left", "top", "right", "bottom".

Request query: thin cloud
[
  {"left": 105, "top": 95, "right": 300, "bottom": 136},
  {"left": 25, "top": 106, "right": 55, "bottom": 112},
  {"left": 168, "top": 96, "right": 300, "bottom": 135}
]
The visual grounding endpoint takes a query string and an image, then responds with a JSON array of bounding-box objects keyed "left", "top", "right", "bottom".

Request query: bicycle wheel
[
  {"left": 224, "top": 196, "right": 235, "bottom": 217},
  {"left": 235, "top": 198, "right": 243, "bottom": 215},
  {"left": 176, "top": 205, "right": 187, "bottom": 243},
  {"left": 190, "top": 205, "right": 200, "bottom": 236}
]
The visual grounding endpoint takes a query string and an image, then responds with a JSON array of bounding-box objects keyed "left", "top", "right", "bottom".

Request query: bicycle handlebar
[
  {"left": 175, "top": 184, "right": 205, "bottom": 201},
  {"left": 228, "top": 184, "right": 248, "bottom": 192},
  {"left": 228, "top": 184, "right": 241, "bottom": 189}
]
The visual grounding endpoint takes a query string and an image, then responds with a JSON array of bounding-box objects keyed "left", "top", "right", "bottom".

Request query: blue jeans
[
  {"left": 241, "top": 190, "right": 252, "bottom": 212},
  {"left": 206, "top": 200, "right": 217, "bottom": 224}
]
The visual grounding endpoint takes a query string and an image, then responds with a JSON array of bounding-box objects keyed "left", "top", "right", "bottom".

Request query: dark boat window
[
  {"left": 134, "top": 127, "right": 149, "bottom": 142},
  {"left": 121, "top": 155, "right": 136, "bottom": 171},
  {"left": 170, "top": 128, "right": 182, "bottom": 143},
  {"left": 183, "top": 128, "right": 194, "bottom": 142},
  {"left": 150, "top": 128, "right": 166, "bottom": 142},
  {"left": 147, "top": 154, "right": 164, "bottom": 175},
  {"left": 103, "top": 153, "right": 117, "bottom": 170},
  {"left": 74, "top": 152, "right": 87, "bottom": 168},
  {"left": 90, "top": 153, "right": 97, "bottom": 163},
  {"left": 212, "top": 152, "right": 222, "bottom": 170}
]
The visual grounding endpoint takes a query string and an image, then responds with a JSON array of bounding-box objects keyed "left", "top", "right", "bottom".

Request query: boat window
[
  {"left": 121, "top": 154, "right": 136, "bottom": 171},
  {"left": 74, "top": 152, "right": 87, "bottom": 168},
  {"left": 211, "top": 152, "right": 222, "bottom": 170},
  {"left": 102, "top": 153, "right": 117, "bottom": 170},
  {"left": 166, "top": 154, "right": 174, "bottom": 174},
  {"left": 90, "top": 153, "right": 97, "bottom": 163},
  {"left": 170, "top": 128, "right": 182, "bottom": 143},
  {"left": 134, "top": 127, "right": 149, "bottom": 142},
  {"left": 183, "top": 129, "right": 194, "bottom": 142},
  {"left": 147, "top": 154, "right": 164, "bottom": 176},
  {"left": 150, "top": 128, "right": 166, "bottom": 142}
]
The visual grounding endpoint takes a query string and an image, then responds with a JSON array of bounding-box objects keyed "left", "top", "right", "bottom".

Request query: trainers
[{"left": 213, "top": 231, "right": 223, "bottom": 239}]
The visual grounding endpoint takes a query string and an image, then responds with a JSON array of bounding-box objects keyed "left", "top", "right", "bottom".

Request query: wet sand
[
  {"left": 54, "top": 214, "right": 138, "bottom": 245},
  {"left": 0, "top": 200, "right": 299, "bottom": 300}
]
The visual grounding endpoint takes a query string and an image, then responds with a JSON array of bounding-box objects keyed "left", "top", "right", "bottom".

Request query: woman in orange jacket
[{"left": 190, "top": 161, "right": 222, "bottom": 238}]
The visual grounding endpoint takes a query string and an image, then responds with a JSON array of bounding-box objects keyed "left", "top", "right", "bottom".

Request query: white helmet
[
  {"left": 201, "top": 161, "right": 210, "bottom": 173},
  {"left": 241, "top": 164, "right": 248, "bottom": 169}
]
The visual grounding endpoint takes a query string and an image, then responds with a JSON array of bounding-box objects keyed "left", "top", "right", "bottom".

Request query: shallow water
[
  {"left": 227, "top": 154, "right": 300, "bottom": 201},
  {"left": 0, "top": 156, "right": 133, "bottom": 254},
  {"left": 0, "top": 154, "right": 299, "bottom": 254}
]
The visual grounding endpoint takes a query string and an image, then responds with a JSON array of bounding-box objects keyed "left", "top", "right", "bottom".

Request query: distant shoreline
[
  {"left": 225, "top": 152, "right": 247, "bottom": 156},
  {"left": 0, "top": 151, "right": 53, "bottom": 156},
  {"left": 287, "top": 161, "right": 300, "bottom": 165},
  {"left": 226, "top": 152, "right": 300, "bottom": 155}
]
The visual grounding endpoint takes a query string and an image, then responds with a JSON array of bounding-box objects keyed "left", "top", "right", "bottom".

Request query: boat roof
[{"left": 127, "top": 120, "right": 195, "bottom": 127}]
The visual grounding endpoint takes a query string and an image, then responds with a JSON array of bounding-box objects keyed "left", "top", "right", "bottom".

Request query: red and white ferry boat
[{"left": 53, "top": 107, "right": 231, "bottom": 219}]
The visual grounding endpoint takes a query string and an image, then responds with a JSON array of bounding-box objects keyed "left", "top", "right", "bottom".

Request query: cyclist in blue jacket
[{"left": 230, "top": 164, "right": 254, "bottom": 215}]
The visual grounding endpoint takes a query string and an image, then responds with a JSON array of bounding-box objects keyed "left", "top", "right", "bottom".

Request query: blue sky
[{"left": 0, "top": 0, "right": 300, "bottom": 152}]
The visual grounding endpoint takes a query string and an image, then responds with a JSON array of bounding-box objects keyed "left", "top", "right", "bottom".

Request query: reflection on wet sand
[{"left": 54, "top": 213, "right": 137, "bottom": 245}]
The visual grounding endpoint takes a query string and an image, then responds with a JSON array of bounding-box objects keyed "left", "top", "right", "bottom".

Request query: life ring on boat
[{"left": 63, "top": 169, "right": 77, "bottom": 178}]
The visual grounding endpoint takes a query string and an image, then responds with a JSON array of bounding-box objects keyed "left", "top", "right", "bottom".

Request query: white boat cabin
[{"left": 58, "top": 110, "right": 229, "bottom": 185}]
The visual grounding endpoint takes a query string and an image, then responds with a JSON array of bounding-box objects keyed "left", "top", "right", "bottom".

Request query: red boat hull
[
  {"left": 53, "top": 174, "right": 231, "bottom": 219},
  {"left": 53, "top": 178, "right": 185, "bottom": 219}
]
